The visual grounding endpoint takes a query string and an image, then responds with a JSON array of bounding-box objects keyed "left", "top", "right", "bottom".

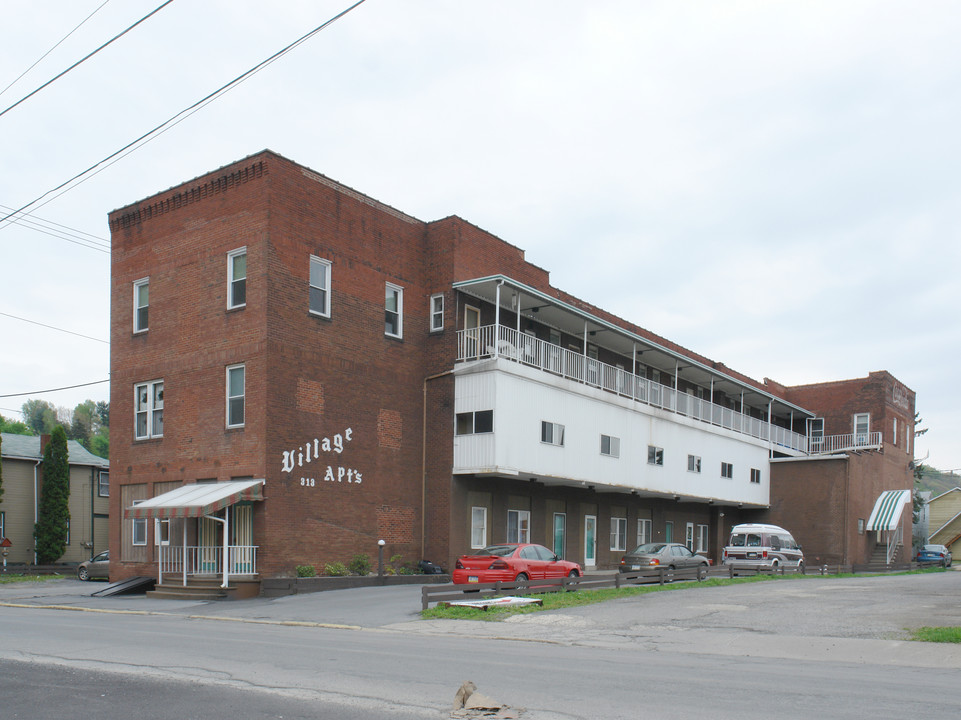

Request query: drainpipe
[
  {"left": 768, "top": 401, "right": 773, "bottom": 458},
  {"left": 422, "top": 369, "right": 453, "bottom": 559},
  {"left": 33, "top": 458, "right": 42, "bottom": 565}
]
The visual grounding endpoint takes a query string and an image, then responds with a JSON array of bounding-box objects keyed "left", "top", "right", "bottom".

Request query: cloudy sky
[{"left": 1, "top": 1, "right": 958, "bottom": 470}]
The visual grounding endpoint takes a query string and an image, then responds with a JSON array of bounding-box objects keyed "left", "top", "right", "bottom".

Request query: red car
[{"left": 452, "top": 543, "right": 582, "bottom": 584}]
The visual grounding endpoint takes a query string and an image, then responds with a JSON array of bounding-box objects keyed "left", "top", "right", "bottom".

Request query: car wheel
[
  {"left": 567, "top": 569, "right": 579, "bottom": 578},
  {"left": 697, "top": 565, "right": 707, "bottom": 581},
  {"left": 515, "top": 572, "right": 529, "bottom": 584},
  {"left": 77, "top": 567, "right": 89, "bottom": 581},
  {"left": 771, "top": 560, "right": 780, "bottom": 574},
  {"left": 943, "top": 559, "right": 948, "bottom": 569}
]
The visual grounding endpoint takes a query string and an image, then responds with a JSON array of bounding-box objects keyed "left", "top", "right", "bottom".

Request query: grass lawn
[
  {"left": 910, "top": 627, "right": 961, "bottom": 643},
  {"left": 0, "top": 574, "right": 62, "bottom": 585}
]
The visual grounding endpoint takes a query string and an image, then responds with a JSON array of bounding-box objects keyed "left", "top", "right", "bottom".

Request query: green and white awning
[{"left": 866, "top": 490, "right": 911, "bottom": 532}]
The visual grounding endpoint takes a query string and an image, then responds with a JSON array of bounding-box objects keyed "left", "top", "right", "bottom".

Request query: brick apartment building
[{"left": 107, "top": 150, "right": 914, "bottom": 588}]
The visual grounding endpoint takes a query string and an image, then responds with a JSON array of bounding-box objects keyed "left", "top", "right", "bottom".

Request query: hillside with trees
[{"left": 0, "top": 398, "right": 109, "bottom": 459}]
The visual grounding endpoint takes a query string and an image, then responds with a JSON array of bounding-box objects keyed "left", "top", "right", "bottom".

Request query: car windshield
[
  {"left": 630, "top": 543, "right": 666, "bottom": 554},
  {"left": 923, "top": 545, "right": 944, "bottom": 552},
  {"left": 481, "top": 545, "right": 517, "bottom": 557}
]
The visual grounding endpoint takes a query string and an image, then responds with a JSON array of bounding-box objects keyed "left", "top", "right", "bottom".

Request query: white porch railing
[
  {"left": 159, "top": 545, "right": 258, "bottom": 585},
  {"left": 457, "top": 324, "right": 808, "bottom": 453},
  {"left": 809, "top": 432, "right": 883, "bottom": 454}
]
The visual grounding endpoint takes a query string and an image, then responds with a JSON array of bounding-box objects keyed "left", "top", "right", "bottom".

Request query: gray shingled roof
[{"left": 1, "top": 432, "right": 109, "bottom": 468}]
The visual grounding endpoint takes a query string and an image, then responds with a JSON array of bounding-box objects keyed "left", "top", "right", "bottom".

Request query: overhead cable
[
  {"left": 0, "top": 0, "right": 368, "bottom": 229},
  {"left": 0, "top": 311, "right": 109, "bottom": 344},
  {"left": 0, "top": 379, "right": 110, "bottom": 399}
]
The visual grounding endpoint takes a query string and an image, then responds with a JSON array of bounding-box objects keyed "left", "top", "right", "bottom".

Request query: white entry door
[{"left": 584, "top": 515, "right": 597, "bottom": 568}]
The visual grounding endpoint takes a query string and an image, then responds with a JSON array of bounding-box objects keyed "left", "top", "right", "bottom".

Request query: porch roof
[
  {"left": 865, "top": 489, "right": 911, "bottom": 532},
  {"left": 124, "top": 479, "right": 265, "bottom": 519}
]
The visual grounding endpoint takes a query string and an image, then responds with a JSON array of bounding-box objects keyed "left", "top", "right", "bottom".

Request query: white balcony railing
[
  {"left": 808, "top": 432, "right": 882, "bottom": 454},
  {"left": 158, "top": 544, "right": 258, "bottom": 585},
  {"left": 456, "top": 324, "right": 810, "bottom": 452}
]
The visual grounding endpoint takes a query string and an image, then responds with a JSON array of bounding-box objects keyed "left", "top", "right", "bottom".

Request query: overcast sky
[{"left": 1, "top": 1, "right": 958, "bottom": 470}]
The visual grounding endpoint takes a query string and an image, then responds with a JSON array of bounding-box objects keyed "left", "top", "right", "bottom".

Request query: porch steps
[
  {"left": 869, "top": 542, "right": 903, "bottom": 565},
  {"left": 146, "top": 577, "right": 230, "bottom": 601}
]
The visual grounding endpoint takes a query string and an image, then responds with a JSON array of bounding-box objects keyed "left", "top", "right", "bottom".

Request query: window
[
  {"left": 808, "top": 417, "right": 824, "bottom": 452},
  {"left": 541, "top": 421, "right": 565, "bottom": 446},
  {"left": 131, "top": 501, "right": 147, "bottom": 546},
  {"left": 385, "top": 282, "right": 403, "bottom": 338},
  {"left": 470, "top": 507, "right": 488, "bottom": 549},
  {"left": 687, "top": 454, "right": 701, "bottom": 473},
  {"left": 133, "top": 278, "right": 149, "bottom": 333},
  {"left": 309, "top": 256, "right": 331, "bottom": 317},
  {"left": 721, "top": 462, "right": 734, "bottom": 479},
  {"left": 858, "top": 518, "right": 865, "bottom": 535},
  {"left": 507, "top": 509, "right": 530, "bottom": 543},
  {"left": 686, "top": 522, "right": 694, "bottom": 551},
  {"left": 455, "top": 410, "right": 493, "bottom": 435},
  {"left": 893, "top": 417, "right": 898, "bottom": 446},
  {"left": 854, "top": 413, "right": 870, "bottom": 444},
  {"left": 600, "top": 434, "right": 620, "bottom": 457},
  {"left": 637, "top": 518, "right": 652, "bottom": 546},
  {"left": 430, "top": 293, "right": 444, "bottom": 332},
  {"left": 750, "top": 468, "right": 761, "bottom": 484},
  {"left": 697, "top": 524, "right": 709, "bottom": 553},
  {"left": 227, "top": 247, "right": 247, "bottom": 309},
  {"left": 155, "top": 518, "right": 170, "bottom": 546},
  {"left": 226, "top": 364, "right": 245, "bottom": 428},
  {"left": 98, "top": 471, "right": 109, "bottom": 497},
  {"left": 610, "top": 517, "right": 627, "bottom": 551},
  {"left": 647, "top": 445, "right": 664, "bottom": 466},
  {"left": 553, "top": 513, "right": 566, "bottom": 557},
  {"left": 134, "top": 380, "right": 164, "bottom": 439}
]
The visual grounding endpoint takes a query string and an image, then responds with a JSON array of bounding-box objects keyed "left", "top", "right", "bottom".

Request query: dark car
[
  {"left": 618, "top": 542, "right": 709, "bottom": 581},
  {"left": 452, "top": 543, "right": 581, "bottom": 584},
  {"left": 917, "top": 544, "right": 952, "bottom": 567},
  {"left": 77, "top": 550, "right": 109, "bottom": 581}
]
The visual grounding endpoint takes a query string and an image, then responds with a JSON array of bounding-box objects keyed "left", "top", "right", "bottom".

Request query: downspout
[
  {"left": 768, "top": 402, "right": 773, "bottom": 458},
  {"left": 90, "top": 467, "right": 95, "bottom": 559},
  {"left": 422, "top": 369, "right": 453, "bottom": 559}
]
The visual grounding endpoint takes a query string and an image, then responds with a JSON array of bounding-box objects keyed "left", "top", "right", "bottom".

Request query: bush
[
  {"left": 324, "top": 561, "right": 349, "bottom": 577},
  {"left": 348, "top": 553, "right": 371, "bottom": 576},
  {"left": 295, "top": 564, "right": 316, "bottom": 578}
]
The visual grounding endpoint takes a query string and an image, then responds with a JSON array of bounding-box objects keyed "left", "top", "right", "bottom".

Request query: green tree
[
  {"left": 89, "top": 426, "right": 109, "bottom": 459},
  {"left": 21, "top": 399, "right": 58, "bottom": 435},
  {"left": 0, "top": 413, "right": 33, "bottom": 435},
  {"left": 33, "top": 426, "right": 70, "bottom": 564}
]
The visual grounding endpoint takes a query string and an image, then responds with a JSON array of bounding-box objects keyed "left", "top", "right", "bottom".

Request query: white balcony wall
[{"left": 453, "top": 360, "right": 771, "bottom": 506}]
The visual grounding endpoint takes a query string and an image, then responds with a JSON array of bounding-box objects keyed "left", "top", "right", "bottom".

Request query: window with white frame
[
  {"left": 647, "top": 445, "right": 664, "bottom": 466},
  {"left": 541, "top": 421, "right": 565, "bottom": 446},
  {"left": 134, "top": 380, "right": 164, "bottom": 439},
  {"left": 507, "top": 509, "right": 530, "bottom": 543},
  {"left": 155, "top": 518, "right": 170, "bottom": 546},
  {"left": 610, "top": 517, "right": 627, "bottom": 551},
  {"left": 430, "top": 293, "right": 444, "bottom": 332},
  {"left": 721, "top": 462, "right": 734, "bottom": 479},
  {"left": 637, "top": 518, "right": 652, "bottom": 546},
  {"left": 697, "top": 524, "right": 709, "bottom": 553},
  {"left": 687, "top": 454, "right": 701, "bottom": 473},
  {"left": 455, "top": 410, "right": 493, "bottom": 435},
  {"left": 600, "top": 434, "right": 620, "bottom": 457},
  {"left": 750, "top": 468, "right": 761, "bottom": 484},
  {"left": 131, "top": 501, "right": 147, "bottom": 546},
  {"left": 98, "top": 471, "right": 109, "bottom": 497},
  {"left": 854, "top": 413, "right": 870, "bottom": 444},
  {"left": 309, "top": 255, "right": 331, "bottom": 317},
  {"left": 385, "top": 282, "right": 403, "bottom": 338},
  {"left": 685, "top": 522, "right": 694, "bottom": 551},
  {"left": 226, "top": 364, "right": 245, "bottom": 428},
  {"left": 471, "top": 507, "right": 488, "bottom": 549},
  {"left": 133, "top": 278, "right": 149, "bottom": 333},
  {"left": 227, "top": 247, "right": 247, "bottom": 309},
  {"left": 892, "top": 417, "right": 898, "bottom": 446}
]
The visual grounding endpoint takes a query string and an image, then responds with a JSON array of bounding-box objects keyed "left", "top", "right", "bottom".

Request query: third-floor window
[{"left": 228, "top": 247, "right": 247, "bottom": 309}]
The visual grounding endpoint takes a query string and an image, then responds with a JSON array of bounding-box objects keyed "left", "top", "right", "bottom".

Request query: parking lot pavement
[{"left": 4, "top": 571, "right": 961, "bottom": 669}]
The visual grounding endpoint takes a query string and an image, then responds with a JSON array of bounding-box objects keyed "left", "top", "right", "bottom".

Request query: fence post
[
  {"left": 615, "top": 572, "right": 621, "bottom": 589},
  {"left": 421, "top": 585, "right": 429, "bottom": 612}
]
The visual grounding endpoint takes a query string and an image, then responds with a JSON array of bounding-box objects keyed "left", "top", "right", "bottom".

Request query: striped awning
[
  {"left": 124, "top": 480, "right": 265, "bottom": 520},
  {"left": 866, "top": 489, "right": 911, "bottom": 532}
]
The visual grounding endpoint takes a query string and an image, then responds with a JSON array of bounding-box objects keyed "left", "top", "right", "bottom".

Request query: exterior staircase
[
  {"left": 146, "top": 574, "right": 260, "bottom": 601},
  {"left": 869, "top": 542, "right": 903, "bottom": 565}
]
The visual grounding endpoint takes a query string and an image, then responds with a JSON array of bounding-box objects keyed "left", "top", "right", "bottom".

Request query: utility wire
[
  {"left": 0, "top": 0, "right": 176, "bottom": 119},
  {"left": 0, "top": 204, "right": 110, "bottom": 253},
  {"left": 0, "top": 0, "right": 368, "bottom": 229},
  {"left": 0, "top": 0, "right": 112, "bottom": 100},
  {"left": 0, "top": 311, "right": 109, "bottom": 344},
  {"left": 0, "top": 379, "right": 109, "bottom": 399}
]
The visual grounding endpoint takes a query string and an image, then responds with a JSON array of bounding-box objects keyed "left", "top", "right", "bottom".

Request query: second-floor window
[
  {"left": 854, "top": 413, "right": 870, "bottom": 443},
  {"left": 750, "top": 468, "right": 761, "bottom": 484},
  {"left": 228, "top": 247, "right": 247, "bottom": 309},
  {"left": 133, "top": 278, "right": 149, "bottom": 333},
  {"left": 98, "top": 471, "right": 109, "bottom": 497},
  {"left": 135, "top": 380, "right": 163, "bottom": 439},
  {"left": 688, "top": 454, "right": 701, "bottom": 473},
  {"left": 226, "top": 364, "right": 245, "bottom": 428},
  {"left": 385, "top": 283, "right": 403, "bottom": 338},
  {"left": 541, "top": 421, "right": 565, "bottom": 446},
  {"left": 721, "top": 462, "right": 734, "bottom": 479},
  {"left": 648, "top": 445, "right": 664, "bottom": 466},
  {"left": 430, "top": 293, "right": 444, "bottom": 332},
  {"left": 456, "top": 410, "right": 493, "bottom": 435},
  {"left": 600, "top": 434, "right": 620, "bottom": 457},
  {"left": 309, "top": 256, "right": 331, "bottom": 317}
]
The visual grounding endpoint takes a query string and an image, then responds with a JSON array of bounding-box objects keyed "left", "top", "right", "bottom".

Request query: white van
[{"left": 722, "top": 523, "right": 804, "bottom": 573}]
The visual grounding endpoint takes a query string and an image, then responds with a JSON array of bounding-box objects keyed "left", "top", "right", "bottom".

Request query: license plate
[
  {"left": 630, "top": 565, "right": 640, "bottom": 570},
  {"left": 468, "top": 576, "right": 478, "bottom": 583}
]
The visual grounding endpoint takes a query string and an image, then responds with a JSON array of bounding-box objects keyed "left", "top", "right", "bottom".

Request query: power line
[
  {"left": 0, "top": 204, "right": 110, "bottom": 253},
  {"left": 0, "top": 379, "right": 109, "bottom": 399},
  {"left": 0, "top": 0, "right": 369, "bottom": 229},
  {"left": 0, "top": 0, "right": 112, "bottom": 100},
  {"left": 0, "top": 0, "right": 176, "bottom": 119},
  {"left": 0, "top": 311, "right": 109, "bottom": 344}
]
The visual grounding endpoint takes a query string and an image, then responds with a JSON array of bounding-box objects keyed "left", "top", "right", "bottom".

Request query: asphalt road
[{"left": 1, "top": 570, "right": 960, "bottom": 719}]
